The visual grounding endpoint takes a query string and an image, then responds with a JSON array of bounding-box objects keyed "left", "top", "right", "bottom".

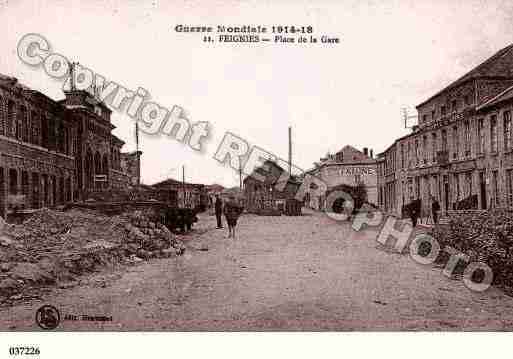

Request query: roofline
[
  {"left": 307, "top": 160, "right": 377, "bottom": 171},
  {"left": 416, "top": 77, "right": 475, "bottom": 109},
  {"left": 476, "top": 83, "right": 513, "bottom": 110},
  {"left": 0, "top": 80, "right": 64, "bottom": 111},
  {"left": 322, "top": 160, "right": 376, "bottom": 166},
  {"left": 111, "top": 134, "right": 125, "bottom": 145},
  {"left": 152, "top": 179, "right": 205, "bottom": 188},
  {"left": 415, "top": 44, "right": 513, "bottom": 109},
  {"left": 62, "top": 90, "right": 113, "bottom": 113}
]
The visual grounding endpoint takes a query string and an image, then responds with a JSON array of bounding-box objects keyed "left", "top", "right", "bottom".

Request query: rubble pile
[
  {"left": 119, "top": 210, "right": 186, "bottom": 261},
  {"left": 0, "top": 208, "right": 185, "bottom": 300},
  {"left": 433, "top": 209, "right": 513, "bottom": 287}
]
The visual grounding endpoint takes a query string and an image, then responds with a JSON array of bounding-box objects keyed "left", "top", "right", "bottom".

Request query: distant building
[
  {"left": 205, "top": 183, "right": 225, "bottom": 195},
  {"left": 306, "top": 145, "right": 377, "bottom": 210},
  {"left": 204, "top": 183, "right": 225, "bottom": 208},
  {"left": 221, "top": 186, "right": 243, "bottom": 200},
  {"left": 377, "top": 44, "right": 513, "bottom": 217},
  {"left": 0, "top": 73, "right": 140, "bottom": 217},
  {"left": 152, "top": 178, "right": 206, "bottom": 209},
  {"left": 243, "top": 160, "right": 302, "bottom": 215}
]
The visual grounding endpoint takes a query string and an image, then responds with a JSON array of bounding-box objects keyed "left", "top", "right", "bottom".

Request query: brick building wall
[{"left": 0, "top": 74, "right": 139, "bottom": 218}]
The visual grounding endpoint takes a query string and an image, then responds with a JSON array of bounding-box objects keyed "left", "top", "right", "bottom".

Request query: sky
[{"left": 1, "top": 0, "right": 513, "bottom": 187}]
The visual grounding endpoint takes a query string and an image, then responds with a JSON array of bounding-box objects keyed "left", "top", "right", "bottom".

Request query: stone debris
[
  {"left": 0, "top": 208, "right": 186, "bottom": 300},
  {"left": 433, "top": 209, "right": 513, "bottom": 287}
]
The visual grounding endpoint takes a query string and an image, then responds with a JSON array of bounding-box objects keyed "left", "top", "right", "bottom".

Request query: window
[
  {"left": 441, "top": 105, "right": 447, "bottom": 116},
  {"left": 415, "top": 138, "right": 419, "bottom": 166},
  {"left": 407, "top": 142, "right": 411, "bottom": 168},
  {"left": 454, "top": 174, "right": 460, "bottom": 202},
  {"left": 16, "top": 105, "right": 24, "bottom": 141},
  {"left": 41, "top": 116, "right": 49, "bottom": 149},
  {"left": 492, "top": 170, "right": 499, "bottom": 207},
  {"left": 431, "top": 110, "right": 435, "bottom": 120},
  {"left": 504, "top": 111, "right": 511, "bottom": 152},
  {"left": 31, "top": 111, "right": 38, "bottom": 145},
  {"left": 422, "top": 115, "right": 427, "bottom": 124},
  {"left": 433, "top": 174, "right": 439, "bottom": 201},
  {"left": 9, "top": 169, "right": 18, "bottom": 195},
  {"left": 20, "top": 106, "right": 28, "bottom": 142},
  {"left": 0, "top": 95, "right": 4, "bottom": 136},
  {"left": 441, "top": 129, "right": 447, "bottom": 152},
  {"left": 491, "top": 115, "right": 498, "bottom": 153},
  {"left": 452, "top": 126, "right": 459, "bottom": 159},
  {"left": 464, "top": 120, "right": 471, "bottom": 156},
  {"left": 48, "top": 117, "right": 55, "bottom": 150},
  {"left": 7, "top": 100, "right": 15, "bottom": 137},
  {"left": 423, "top": 135, "right": 428, "bottom": 164},
  {"left": 432, "top": 133, "right": 437, "bottom": 162},
  {"left": 451, "top": 99, "right": 457, "bottom": 113},
  {"left": 401, "top": 144, "right": 405, "bottom": 168},
  {"left": 507, "top": 169, "right": 513, "bottom": 207},
  {"left": 464, "top": 95, "right": 470, "bottom": 106},
  {"left": 478, "top": 119, "right": 485, "bottom": 154},
  {"left": 465, "top": 172, "right": 472, "bottom": 198}
]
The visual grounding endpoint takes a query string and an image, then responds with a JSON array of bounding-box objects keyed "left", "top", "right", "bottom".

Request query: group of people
[
  {"left": 408, "top": 195, "right": 441, "bottom": 228},
  {"left": 214, "top": 194, "right": 243, "bottom": 238}
]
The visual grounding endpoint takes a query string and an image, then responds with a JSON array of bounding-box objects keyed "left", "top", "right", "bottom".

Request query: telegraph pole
[
  {"left": 135, "top": 120, "right": 140, "bottom": 186},
  {"left": 401, "top": 107, "right": 418, "bottom": 129},
  {"left": 182, "top": 165, "right": 186, "bottom": 207},
  {"left": 239, "top": 159, "right": 243, "bottom": 190},
  {"left": 69, "top": 61, "right": 76, "bottom": 91},
  {"left": 288, "top": 126, "right": 292, "bottom": 175}
]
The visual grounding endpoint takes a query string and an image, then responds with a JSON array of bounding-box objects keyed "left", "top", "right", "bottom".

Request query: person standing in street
[
  {"left": 215, "top": 193, "right": 223, "bottom": 229},
  {"left": 224, "top": 195, "right": 242, "bottom": 239},
  {"left": 431, "top": 195, "right": 440, "bottom": 225},
  {"left": 408, "top": 197, "right": 420, "bottom": 228}
]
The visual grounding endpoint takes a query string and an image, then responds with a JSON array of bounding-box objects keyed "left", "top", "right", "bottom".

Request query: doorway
[
  {"left": 0, "top": 168, "right": 4, "bottom": 218},
  {"left": 479, "top": 171, "right": 487, "bottom": 210},
  {"left": 443, "top": 175, "right": 450, "bottom": 212}
]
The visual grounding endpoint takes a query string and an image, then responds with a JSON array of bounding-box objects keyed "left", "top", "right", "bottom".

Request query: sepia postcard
[{"left": 0, "top": 0, "right": 512, "bottom": 357}]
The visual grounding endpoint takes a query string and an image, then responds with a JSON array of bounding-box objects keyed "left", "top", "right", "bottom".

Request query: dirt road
[{"left": 2, "top": 210, "right": 513, "bottom": 331}]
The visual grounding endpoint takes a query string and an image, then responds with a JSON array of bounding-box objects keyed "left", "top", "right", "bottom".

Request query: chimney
[
  {"left": 363, "top": 147, "right": 368, "bottom": 157},
  {"left": 370, "top": 149, "right": 373, "bottom": 158}
]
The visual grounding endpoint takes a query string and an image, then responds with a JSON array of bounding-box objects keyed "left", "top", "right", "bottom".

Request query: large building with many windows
[
  {"left": 0, "top": 73, "right": 140, "bottom": 218},
  {"left": 377, "top": 44, "right": 513, "bottom": 217}
]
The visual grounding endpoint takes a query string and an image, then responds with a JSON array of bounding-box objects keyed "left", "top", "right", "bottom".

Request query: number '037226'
[{"left": 9, "top": 347, "right": 40, "bottom": 356}]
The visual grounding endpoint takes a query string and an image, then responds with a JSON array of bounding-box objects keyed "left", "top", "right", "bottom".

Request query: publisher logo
[{"left": 35, "top": 305, "right": 60, "bottom": 330}]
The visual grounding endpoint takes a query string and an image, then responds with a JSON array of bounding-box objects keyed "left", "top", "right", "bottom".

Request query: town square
[{"left": 0, "top": 2, "right": 513, "bottom": 358}]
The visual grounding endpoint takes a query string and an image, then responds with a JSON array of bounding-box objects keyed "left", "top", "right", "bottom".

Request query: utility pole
[
  {"left": 69, "top": 61, "right": 76, "bottom": 91},
  {"left": 239, "top": 159, "right": 243, "bottom": 190},
  {"left": 182, "top": 165, "right": 186, "bottom": 207},
  {"left": 135, "top": 121, "right": 140, "bottom": 186},
  {"left": 288, "top": 126, "right": 292, "bottom": 175},
  {"left": 401, "top": 107, "right": 418, "bottom": 129}
]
